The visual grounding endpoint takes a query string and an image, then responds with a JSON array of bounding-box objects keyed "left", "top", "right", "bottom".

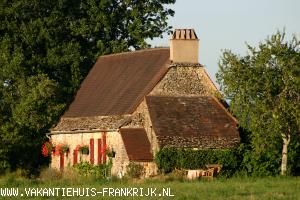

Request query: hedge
[{"left": 155, "top": 148, "right": 240, "bottom": 177}]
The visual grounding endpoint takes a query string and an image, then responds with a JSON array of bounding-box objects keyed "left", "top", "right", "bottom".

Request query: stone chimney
[{"left": 170, "top": 29, "right": 199, "bottom": 63}]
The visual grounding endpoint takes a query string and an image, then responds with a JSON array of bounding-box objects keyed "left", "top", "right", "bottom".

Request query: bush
[
  {"left": 287, "top": 135, "right": 300, "bottom": 176},
  {"left": 126, "top": 162, "right": 144, "bottom": 178},
  {"left": 155, "top": 148, "right": 240, "bottom": 177},
  {"left": 238, "top": 146, "right": 281, "bottom": 177},
  {"left": 155, "top": 148, "right": 178, "bottom": 173},
  {"left": 74, "top": 162, "right": 111, "bottom": 179}
]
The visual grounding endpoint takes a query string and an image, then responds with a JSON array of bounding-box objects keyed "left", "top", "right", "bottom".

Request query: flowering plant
[
  {"left": 41, "top": 141, "right": 53, "bottom": 157},
  {"left": 53, "top": 143, "right": 69, "bottom": 156},
  {"left": 61, "top": 144, "right": 70, "bottom": 153},
  {"left": 77, "top": 145, "right": 89, "bottom": 155}
]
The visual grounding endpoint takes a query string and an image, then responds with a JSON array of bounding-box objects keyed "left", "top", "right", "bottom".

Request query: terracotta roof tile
[
  {"left": 63, "top": 48, "right": 170, "bottom": 117},
  {"left": 120, "top": 128, "right": 153, "bottom": 161},
  {"left": 146, "top": 96, "right": 239, "bottom": 148}
]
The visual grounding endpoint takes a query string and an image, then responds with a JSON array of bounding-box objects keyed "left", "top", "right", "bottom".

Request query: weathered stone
[
  {"left": 150, "top": 65, "right": 218, "bottom": 96},
  {"left": 156, "top": 135, "right": 240, "bottom": 149},
  {"left": 52, "top": 115, "right": 132, "bottom": 132}
]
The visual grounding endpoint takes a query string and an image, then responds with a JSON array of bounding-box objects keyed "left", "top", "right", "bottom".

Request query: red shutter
[
  {"left": 60, "top": 153, "right": 64, "bottom": 171},
  {"left": 102, "top": 133, "right": 107, "bottom": 164},
  {"left": 90, "top": 138, "right": 94, "bottom": 164},
  {"left": 73, "top": 149, "right": 78, "bottom": 165},
  {"left": 97, "top": 139, "right": 102, "bottom": 164}
]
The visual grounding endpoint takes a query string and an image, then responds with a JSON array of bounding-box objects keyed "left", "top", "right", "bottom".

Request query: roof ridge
[{"left": 99, "top": 47, "right": 169, "bottom": 58}]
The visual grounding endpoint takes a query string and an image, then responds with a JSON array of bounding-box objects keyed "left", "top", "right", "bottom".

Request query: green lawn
[{"left": 0, "top": 175, "right": 299, "bottom": 200}]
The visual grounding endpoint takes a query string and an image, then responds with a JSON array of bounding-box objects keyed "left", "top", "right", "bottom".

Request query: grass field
[{"left": 0, "top": 173, "right": 299, "bottom": 200}]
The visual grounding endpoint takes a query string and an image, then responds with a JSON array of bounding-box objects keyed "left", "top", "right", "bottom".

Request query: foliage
[
  {"left": 126, "top": 162, "right": 145, "bottom": 178},
  {"left": 41, "top": 141, "right": 53, "bottom": 157},
  {"left": 155, "top": 148, "right": 239, "bottom": 177},
  {"left": 235, "top": 143, "right": 282, "bottom": 177},
  {"left": 105, "top": 147, "right": 116, "bottom": 158},
  {"left": 286, "top": 135, "right": 300, "bottom": 175},
  {"left": 0, "top": 0, "right": 175, "bottom": 173},
  {"left": 0, "top": 74, "right": 63, "bottom": 172},
  {"left": 0, "top": 159, "right": 9, "bottom": 175},
  {"left": 217, "top": 31, "right": 300, "bottom": 176},
  {"left": 61, "top": 144, "right": 70, "bottom": 154},
  {"left": 73, "top": 162, "right": 111, "bottom": 179},
  {"left": 77, "top": 145, "right": 89, "bottom": 155},
  {"left": 52, "top": 144, "right": 69, "bottom": 156},
  {"left": 155, "top": 148, "right": 178, "bottom": 173}
]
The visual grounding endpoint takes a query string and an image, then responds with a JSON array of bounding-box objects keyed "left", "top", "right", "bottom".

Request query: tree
[
  {"left": 0, "top": 0, "right": 175, "bottom": 173},
  {"left": 217, "top": 31, "right": 300, "bottom": 176}
]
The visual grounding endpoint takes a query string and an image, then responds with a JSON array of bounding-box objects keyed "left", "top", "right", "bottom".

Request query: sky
[{"left": 149, "top": 0, "right": 300, "bottom": 84}]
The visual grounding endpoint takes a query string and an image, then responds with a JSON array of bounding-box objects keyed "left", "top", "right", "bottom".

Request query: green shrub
[
  {"left": 238, "top": 145, "right": 281, "bottom": 177},
  {"left": 126, "top": 162, "right": 144, "bottom": 178},
  {"left": 155, "top": 148, "right": 240, "bottom": 177},
  {"left": 235, "top": 130, "right": 300, "bottom": 177},
  {"left": 287, "top": 135, "right": 300, "bottom": 176},
  {"left": 155, "top": 148, "right": 178, "bottom": 173},
  {"left": 73, "top": 162, "right": 111, "bottom": 179},
  {"left": 78, "top": 145, "right": 89, "bottom": 155}
]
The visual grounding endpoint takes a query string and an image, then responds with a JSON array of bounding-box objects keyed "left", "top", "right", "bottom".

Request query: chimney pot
[{"left": 170, "top": 29, "right": 199, "bottom": 63}]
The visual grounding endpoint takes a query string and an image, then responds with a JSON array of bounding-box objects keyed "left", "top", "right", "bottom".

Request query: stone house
[{"left": 49, "top": 29, "right": 240, "bottom": 177}]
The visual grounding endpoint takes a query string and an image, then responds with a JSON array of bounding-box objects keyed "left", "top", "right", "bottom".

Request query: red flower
[
  {"left": 54, "top": 144, "right": 62, "bottom": 156},
  {"left": 41, "top": 141, "right": 52, "bottom": 157},
  {"left": 41, "top": 144, "right": 48, "bottom": 157}
]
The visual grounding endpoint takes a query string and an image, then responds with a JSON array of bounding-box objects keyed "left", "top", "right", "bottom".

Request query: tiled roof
[
  {"left": 146, "top": 96, "right": 239, "bottom": 148},
  {"left": 51, "top": 115, "right": 131, "bottom": 132},
  {"left": 120, "top": 128, "right": 153, "bottom": 162},
  {"left": 63, "top": 48, "right": 170, "bottom": 117}
]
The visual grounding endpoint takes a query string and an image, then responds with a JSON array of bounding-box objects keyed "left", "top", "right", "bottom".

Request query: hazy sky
[{"left": 149, "top": 0, "right": 300, "bottom": 84}]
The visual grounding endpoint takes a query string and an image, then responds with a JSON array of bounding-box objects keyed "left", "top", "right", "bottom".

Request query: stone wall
[
  {"left": 139, "top": 162, "right": 158, "bottom": 178},
  {"left": 157, "top": 135, "right": 240, "bottom": 149},
  {"left": 122, "top": 99, "right": 160, "bottom": 155},
  {"left": 150, "top": 65, "right": 218, "bottom": 97},
  {"left": 52, "top": 115, "right": 131, "bottom": 132},
  {"left": 143, "top": 106, "right": 160, "bottom": 154}
]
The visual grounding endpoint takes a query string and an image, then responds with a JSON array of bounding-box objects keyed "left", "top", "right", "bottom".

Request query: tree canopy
[
  {"left": 0, "top": 0, "right": 175, "bottom": 174},
  {"left": 217, "top": 31, "right": 300, "bottom": 176}
]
